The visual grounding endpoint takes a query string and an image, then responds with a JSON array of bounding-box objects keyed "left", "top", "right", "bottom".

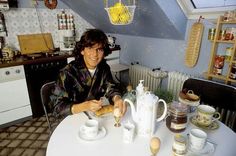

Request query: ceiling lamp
[
  {"left": 44, "top": 0, "right": 58, "bottom": 10},
  {"left": 105, "top": 0, "right": 136, "bottom": 25}
]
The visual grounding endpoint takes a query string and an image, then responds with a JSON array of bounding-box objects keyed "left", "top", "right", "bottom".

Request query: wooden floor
[{"left": 0, "top": 115, "right": 59, "bottom": 156}]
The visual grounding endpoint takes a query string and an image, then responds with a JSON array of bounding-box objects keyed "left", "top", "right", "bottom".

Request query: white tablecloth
[{"left": 47, "top": 108, "right": 236, "bottom": 156}]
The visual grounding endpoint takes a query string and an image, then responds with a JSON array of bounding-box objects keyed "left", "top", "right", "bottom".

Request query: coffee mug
[
  {"left": 189, "top": 128, "right": 207, "bottom": 151},
  {"left": 196, "top": 105, "right": 221, "bottom": 126},
  {"left": 80, "top": 119, "right": 99, "bottom": 138}
]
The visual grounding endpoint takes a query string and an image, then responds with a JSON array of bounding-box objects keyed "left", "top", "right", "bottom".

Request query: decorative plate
[{"left": 190, "top": 116, "right": 219, "bottom": 130}]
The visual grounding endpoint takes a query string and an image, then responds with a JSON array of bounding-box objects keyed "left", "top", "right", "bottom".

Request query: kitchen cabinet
[{"left": 206, "top": 16, "right": 236, "bottom": 85}]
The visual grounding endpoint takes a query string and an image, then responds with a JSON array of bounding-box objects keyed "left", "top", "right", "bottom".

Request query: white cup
[
  {"left": 80, "top": 119, "right": 99, "bottom": 138},
  {"left": 123, "top": 122, "right": 135, "bottom": 143},
  {"left": 189, "top": 128, "right": 207, "bottom": 151}
]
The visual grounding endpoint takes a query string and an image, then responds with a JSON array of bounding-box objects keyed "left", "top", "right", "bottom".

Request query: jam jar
[
  {"left": 172, "top": 134, "right": 187, "bottom": 156},
  {"left": 166, "top": 101, "right": 188, "bottom": 133}
]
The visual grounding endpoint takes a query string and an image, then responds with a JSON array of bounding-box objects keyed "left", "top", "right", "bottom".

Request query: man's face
[{"left": 81, "top": 43, "right": 104, "bottom": 69}]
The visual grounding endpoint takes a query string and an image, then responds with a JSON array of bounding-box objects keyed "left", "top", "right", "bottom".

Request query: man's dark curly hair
[{"left": 73, "top": 29, "right": 111, "bottom": 58}]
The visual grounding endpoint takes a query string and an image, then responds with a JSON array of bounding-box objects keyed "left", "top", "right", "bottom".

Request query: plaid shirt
[{"left": 51, "top": 57, "right": 121, "bottom": 118}]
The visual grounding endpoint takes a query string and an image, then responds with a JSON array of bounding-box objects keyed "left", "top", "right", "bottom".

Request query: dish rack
[{"left": 104, "top": 0, "right": 136, "bottom": 25}]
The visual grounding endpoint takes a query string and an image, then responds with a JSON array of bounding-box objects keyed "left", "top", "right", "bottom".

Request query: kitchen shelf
[
  {"left": 206, "top": 16, "right": 236, "bottom": 85},
  {"left": 215, "top": 40, "right": 235, "bottom": 44}
]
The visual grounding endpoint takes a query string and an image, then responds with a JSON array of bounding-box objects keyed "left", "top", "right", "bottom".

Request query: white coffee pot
[{"left": 124, "top": 80, "right": 167, "bottom": 136}]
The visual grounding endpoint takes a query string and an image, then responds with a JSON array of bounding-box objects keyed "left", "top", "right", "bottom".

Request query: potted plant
[
  {"left": 154, "top": 88, "right": 173, "bottom": 118},
  {"left": 154, "top": 88, "right": 173, "bottom": 104}
]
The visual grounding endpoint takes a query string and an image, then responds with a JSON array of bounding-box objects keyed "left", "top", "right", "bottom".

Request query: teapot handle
[{"left": 156, "top": 99, "right": 167, "bottom": 122}]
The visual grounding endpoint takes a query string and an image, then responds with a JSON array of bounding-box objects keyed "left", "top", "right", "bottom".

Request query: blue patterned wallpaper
[{"left": 4, "top": 8, "right": 93, "bottom": 51}]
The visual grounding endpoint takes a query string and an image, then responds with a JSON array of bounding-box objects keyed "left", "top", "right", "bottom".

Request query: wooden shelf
[
  {"left": 206, "top": 16, "right": 236, "bottom": 85},
  {"left": 219, "top": 20, "right": 236, "bottom": 24},
  {"left": 215, "top": 40, "right": 235, "bottom": 44},
  {"left": 207, "top": 73, "right": 227, "bottom": 81}
]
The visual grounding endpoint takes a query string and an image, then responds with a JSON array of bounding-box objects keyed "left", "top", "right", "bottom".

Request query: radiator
[
  {"left": 129, "top": 64, "right": 167, "bottom": 92},
  {"left": 167, "top": 71, "right": 191, "bottom": 101}
]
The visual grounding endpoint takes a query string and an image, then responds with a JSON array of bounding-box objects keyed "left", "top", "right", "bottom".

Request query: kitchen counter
[{"left": 0, "top": 53, "right": 74, "bottom": 68}]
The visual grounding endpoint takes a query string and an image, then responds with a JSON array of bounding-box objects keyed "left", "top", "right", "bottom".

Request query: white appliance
[
  {"left": 0, "top": 65, "right": 32, "bottom": 126},
  {"left": 0, "top": 0, "right": 9, "bottom": 10},
  {"left": 59, "top": 30, "right": 75, "bottom": 51}
]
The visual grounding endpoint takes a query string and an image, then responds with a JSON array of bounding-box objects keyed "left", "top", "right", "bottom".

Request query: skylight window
[
  {"left": 177, "top": 0, "right": 236, "bottom": 19},
  {"left": 191, "top": 0, "right": 236, "bottom": 9}
]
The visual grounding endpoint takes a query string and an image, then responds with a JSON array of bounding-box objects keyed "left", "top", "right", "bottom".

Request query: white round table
[{"left": 46, "top": 109, "right": 236, "bottom": 156}]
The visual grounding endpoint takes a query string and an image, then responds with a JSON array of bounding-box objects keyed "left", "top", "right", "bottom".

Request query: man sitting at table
[{"left": 51, "top": 29, "right": 126, "bottom": 118}]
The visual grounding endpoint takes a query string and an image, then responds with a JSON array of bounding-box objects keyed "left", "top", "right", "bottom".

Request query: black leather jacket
[{"left": 51, "top": 57, "right": 121, "bottom": 118}]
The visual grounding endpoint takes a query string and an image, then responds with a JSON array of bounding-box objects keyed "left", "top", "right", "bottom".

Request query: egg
[
  {"left": 150, "top": 137, "right": 161, "bottom": 153},
  {"left": 113, "top": 107, "right": 121, "bottom": 117}
]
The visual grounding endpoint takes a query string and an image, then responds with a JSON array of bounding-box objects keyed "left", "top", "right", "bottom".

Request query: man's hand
[
  {"left": 113, "top": 95, "right": 127, "bottom": 117},
  {"left": 71, "top": 100, "right": 102, "bottom": 114},
  {"left": 86, "top": 100, "right": 102, "bottom": 112}
]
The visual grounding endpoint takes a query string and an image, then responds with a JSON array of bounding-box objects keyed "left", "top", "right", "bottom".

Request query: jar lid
[
  {"left": 174, "top": 134, "right": 186, "bottom": 144},
  {"left": 169, "top": 101, "right": 188, "bottom": 115}
]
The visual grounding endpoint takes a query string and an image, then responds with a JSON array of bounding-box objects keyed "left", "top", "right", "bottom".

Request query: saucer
[
  {"left": 190, "top": 116, "right": 219, "bottom": 130},
  {"left": 187, "top": 141, "right": 215, "bottom": 156},
  {"left": 78, "top": 127, "right": 106, "bottom": 141}
]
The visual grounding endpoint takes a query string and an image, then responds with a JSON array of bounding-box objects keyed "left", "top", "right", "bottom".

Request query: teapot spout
[{"left": 124, "top": 99, "right": 138, "bottom": 122}]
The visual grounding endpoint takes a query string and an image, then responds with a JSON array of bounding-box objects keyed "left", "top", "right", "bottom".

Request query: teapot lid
[{"left": 136, "top": 80, "right": 144, "bottom": 95}]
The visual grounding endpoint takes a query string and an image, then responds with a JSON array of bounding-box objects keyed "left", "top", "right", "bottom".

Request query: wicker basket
[{"left": 105, "top": 0, "right": 136, "bottom": 25}]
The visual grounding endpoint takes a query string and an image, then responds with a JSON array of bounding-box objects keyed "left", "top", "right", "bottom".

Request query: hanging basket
[{"left": 105, "top": 0, "right": 136, "bottom": 25}]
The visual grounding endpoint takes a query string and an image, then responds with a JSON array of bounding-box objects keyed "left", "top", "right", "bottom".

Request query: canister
[
  {"left": 230, "top": 64, "right": 236, "bottom": 80},
  {"left": 225, "top": 47, "right": 233, "bottom": 61},
  {"left": 208, "top": 28, "right": 216, "bottom": 40},
  {"left": 225, "top": 28, "right": 234, "bottom": 41},
  {"left": 218, "top": 29, "right": 226, "bottom": 40},
  {"left": 213, "top": 55, "right": 225, "bottom": 75},
  {"left": 166, "top": 101, "right": 188, "bottom": 133},
  {"left": 223, "top": 11, "right": 235, "bottom": 21}
]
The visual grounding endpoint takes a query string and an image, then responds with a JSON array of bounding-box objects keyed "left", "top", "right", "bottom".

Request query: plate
[
  {"left": 179, "top": 97, "right": 200, "bottom": 106},
  {"left": 78, "top": 127, "right": 106, "bottom": 141},
  {"left": 187, "top": 141, "right": 215, "bottom": 156},
  {"left": 190, "top": 116, "right": 219, "bottom": 130}
]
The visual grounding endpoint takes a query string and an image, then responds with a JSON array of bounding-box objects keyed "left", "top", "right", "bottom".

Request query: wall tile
[{"left": 4, "top": 8, "right": 93, "bottom": 51}]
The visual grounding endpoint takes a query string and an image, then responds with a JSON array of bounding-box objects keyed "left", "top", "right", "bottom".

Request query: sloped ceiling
[{"left": 60, "top": 0, "right": 187, "bottom": 40}]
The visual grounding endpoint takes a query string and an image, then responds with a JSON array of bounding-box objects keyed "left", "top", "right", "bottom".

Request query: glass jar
[
  {"left": 208, "top": 28, "right": 216, "bottom": 40},
  {"left": 225, "top": 47, "right": 233, "bottom": 62},
  {"left": 213, "top": 55, "right": 225, "bottom": 75},
  {"left": 230, "top": 64, "right": 236, "bottom": 80},
  {"left": 225, "top": 28, "right": 234, "bottom": 41},
  {"left": 166, "top": 101, "right": 188, "bottom": 133},
  {"left": 172, "top": 134, "right": 187, "bottom": 156},
  {"left": 218, "top": 29, "right": 226, "bottom": 40},
  {"left": 224, "top": 11, "right": 235, "bottom": 21}
]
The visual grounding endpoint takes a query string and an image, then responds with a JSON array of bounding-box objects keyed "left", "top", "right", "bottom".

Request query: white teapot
[{"left": 124, "top": 80, "right": 167, "bottom": 136}]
